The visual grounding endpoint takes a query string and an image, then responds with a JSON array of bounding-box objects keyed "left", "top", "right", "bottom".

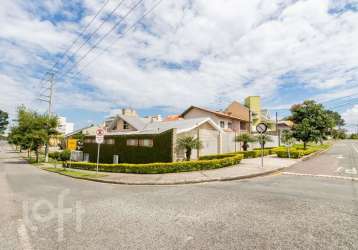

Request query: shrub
[
  {"left": 65, "top": 154, "right": 243, "bottom": 174},
  {"left": 199, "top": 153, "right": 238, "bottom": 160},
  {"left": 273, "top": 144, "right": 329, "bottom": 158},
  {"left": 60, "top": 149, "right": 71, "bottom": 162},
  {"left": 49, "top": 151, "right": 60, "bottom": 160}
]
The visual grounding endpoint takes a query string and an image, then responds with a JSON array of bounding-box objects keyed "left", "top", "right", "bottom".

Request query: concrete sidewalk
[{"left": 42, "top": 156, "right": 299, "bottom": 185}]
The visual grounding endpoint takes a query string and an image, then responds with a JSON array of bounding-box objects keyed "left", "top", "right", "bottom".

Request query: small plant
[
  {"left": 235, "top": 133, "right": 257, "bottom": 151},
  {"left": 60, "top": 149, "right": 71, "bottom": 162},
  {"left": 177, "top": 136, "right": 203, "bottom": 161},
  {"left": 281, "top": 130, "right": 296, "bottom": 158},
  {"left": 255, "top": 134, "right": 273, "bottom": 148}
]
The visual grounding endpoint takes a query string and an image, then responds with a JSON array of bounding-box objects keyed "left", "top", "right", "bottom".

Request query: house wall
[
  {"left": 225, "top": 102, "right": 250, "bottom": 121},
  {"left": 83, "top": 129, "right": 174, "bottom": 164},
  {"left": 175, "top": 122, "right": 220, "bottom": 160}
]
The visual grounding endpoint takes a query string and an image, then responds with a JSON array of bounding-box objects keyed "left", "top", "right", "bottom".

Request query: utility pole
[
  {"left": 276, "top": 112, "right": 280, "bottom": 146},
  {"left": 38, "top": 72, "right": 55, "bottom": 163}
]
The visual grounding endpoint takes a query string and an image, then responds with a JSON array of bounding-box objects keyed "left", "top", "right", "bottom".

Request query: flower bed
[{"left": 64, "top": 154, "right": 243, "bottom": 174}]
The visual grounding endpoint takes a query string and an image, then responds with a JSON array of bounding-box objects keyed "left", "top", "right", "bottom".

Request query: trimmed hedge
[
  {"left": 273, "top": 144, "right": 330, "bottom": 158},
  {"left": 65, "top": 154, "right": 243, "bottom": 174},
  {"left": 83, "top": 129, "right": 174, "bottom": 164},
  {"left": 199, "top": 149, "right": 274, "bottom": 160}
]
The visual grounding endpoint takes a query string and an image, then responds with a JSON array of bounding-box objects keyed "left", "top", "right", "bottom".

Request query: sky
[{"left": 0, "top": 0, "right": 357, "bottom": 132}]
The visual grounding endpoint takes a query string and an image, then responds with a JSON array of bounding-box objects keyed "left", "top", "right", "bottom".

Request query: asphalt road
[
  {"left": 0, "top": 141, "right": 357, "bottom": 250},
  {"left": 286, "top": 140, "right": 358, "bottom": 178}
]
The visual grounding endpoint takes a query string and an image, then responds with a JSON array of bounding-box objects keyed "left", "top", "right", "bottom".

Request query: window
[
  {"left": 220, "top": 121, "right": 225, "bottom": 128},
  {"left": 123, "top": 121, "right": 129, "bottom": 130},
  {"left": 84, "top": 138, "right": 94, "bottom": 144},
  {"left": 139, "top": 139, "right": 154, "bottom": 147},
  {"left": 105, "top": 138, "right": 115, "bottom": 145},
  {"left": 228, "top": 122, "right": 233, "bottom": 129},
  {"left": 126, "top": 139, "right": 138, "bottom": 146}
]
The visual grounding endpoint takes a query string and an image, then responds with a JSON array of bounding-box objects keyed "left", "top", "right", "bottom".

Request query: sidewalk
[{"left": 42, "top": 156, "right": 299, "bottom": 185}]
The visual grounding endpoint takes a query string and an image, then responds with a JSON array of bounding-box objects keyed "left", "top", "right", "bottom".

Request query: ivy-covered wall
[{"left": 83, "top": 129, "right": 174, "bottom": 164}]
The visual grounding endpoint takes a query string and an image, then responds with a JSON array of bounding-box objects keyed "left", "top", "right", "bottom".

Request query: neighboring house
[
  {"left": 180, "top": 105, "right": 250, "bottom": 132},
  {"left": 277, "top": 120, "right": 293, "bottom": 131},
  {"left": 64, "top": 125, "right": 97, "bottom": 139},
  {"left": 83, "top": 117, "right": 224, "bottom": 163},
  {"left": 244, "top": 96, "right": 273, "bottom": 131}
]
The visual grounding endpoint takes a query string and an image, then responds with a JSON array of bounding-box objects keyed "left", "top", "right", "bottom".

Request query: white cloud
[{"left": 0, "top": 0, "right": 358, "bottom": 124}]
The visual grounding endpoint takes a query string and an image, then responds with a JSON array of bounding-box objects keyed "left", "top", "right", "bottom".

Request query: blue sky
[{"left": 0, "top": 0, "right": 358, "bottom": 131}]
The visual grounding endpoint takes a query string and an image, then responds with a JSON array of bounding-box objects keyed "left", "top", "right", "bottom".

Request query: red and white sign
[{"left": 95, "top": 128, "right": 105, "bottom": 144}]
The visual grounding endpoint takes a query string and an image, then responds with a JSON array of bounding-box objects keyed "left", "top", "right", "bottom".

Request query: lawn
[{"left": 43, "top": 167, "right": 107, "bottom": 179}]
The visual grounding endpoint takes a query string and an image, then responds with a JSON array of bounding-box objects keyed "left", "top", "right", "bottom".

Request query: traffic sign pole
[
  {"left": 95, "top": 128, "right": 105, "bottom": 173},
  {"left": 256, "top": 123, "right": 268, "bottom": 168},
  {"left": 96, "top": 143, "right": 100, "bottom": 173}
]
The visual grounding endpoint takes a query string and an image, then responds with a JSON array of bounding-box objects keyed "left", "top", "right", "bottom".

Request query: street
[
  {"left": 0, "top": 141, "right": 357, "bottom": 250},
  {"left": 285, "top": 140, "right": 358, "bottom": 178}
]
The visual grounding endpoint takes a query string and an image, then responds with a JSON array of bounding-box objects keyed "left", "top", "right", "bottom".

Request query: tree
[
  {"left": 289, "top": 100, "right": 332, "bottom": 149},
  {"left": 281, "top": 130, "right": 296, "bottom": 158},
  {"left": 0, "top": 110, "right": 9, "bottom": 135},
  {"left": 177, "top": 136, "right": 203, "bottom": 161},
  {"left": 8, "top": 106, "right": 59, "bottom": 163},
  {"left": 235, "top": 133, "right": 257, "bottom": 151},
  {"left": 255, "top": 134, "right": 273, "bottom": 148}
]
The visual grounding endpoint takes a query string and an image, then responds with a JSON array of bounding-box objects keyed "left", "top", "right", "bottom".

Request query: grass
[{"left": 43, "top": 167, "right": 107, "bottom": 179}]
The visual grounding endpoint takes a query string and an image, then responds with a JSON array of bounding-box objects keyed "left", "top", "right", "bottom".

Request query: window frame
[
  {"left": 126, "top": 139, "right": 138, "bottom": 146},
  {"left": 139, "top": 139, "right": 154, "bottom": 147}
]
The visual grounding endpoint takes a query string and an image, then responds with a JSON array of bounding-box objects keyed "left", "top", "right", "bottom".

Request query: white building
[{"left": 57, "top": 117, "right": 74, "bottom": 135}]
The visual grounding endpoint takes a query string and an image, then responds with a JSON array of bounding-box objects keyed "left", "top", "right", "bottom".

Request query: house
[
  {"left": 83, "top": 117, "right": 224, "bottom": 163},
  {"left": 244, "top": 96, "right": 273, "bottom": 131},
  {"left": 180, "top": 105, "right": 250, "bottom": 132}
]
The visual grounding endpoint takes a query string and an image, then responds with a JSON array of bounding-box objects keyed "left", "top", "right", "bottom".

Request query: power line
[
  {"left": 61, "top": 0, "right": 164, "bottom": 82},
  {"left": 56, "top": 0, "right": 147, "bottom": 81},
  {"left": 37, "top": 0, "right": 111, "bottom": 86},
  {"left": 52, "top": 0, "right": 127, "bottom": 76}
]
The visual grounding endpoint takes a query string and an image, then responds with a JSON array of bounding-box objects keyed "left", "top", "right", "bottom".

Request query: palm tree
[
  {"left": 255, "top": 134, "right": 273, "bottom": 148},
  {"left": 235, "top": 133, "right": 256, "bottom": 151},
  {"left": 177, "top": 136, "right": 203, "bottom": 161}
]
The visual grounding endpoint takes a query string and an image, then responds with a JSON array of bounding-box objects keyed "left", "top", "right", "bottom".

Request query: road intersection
[{"left": 0, "top": 140, "right": 357, "bottom": 249}]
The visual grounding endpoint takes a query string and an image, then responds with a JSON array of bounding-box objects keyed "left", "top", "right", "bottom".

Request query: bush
[
  {"left": 199, "top": 153, "right": 238, "bottom": 160},
  {"left": 49, "top": 151, "right": 60, "bottom": 160},
  {"left": 199, "top": 148, "right": 275, "bottom": 161},
  {"left": 60, "top": 150, "right": 71, "bottom": 162},
  {"left": 273, "top": 144, "right": 329, "bottom": 158},
  {"left": 65, "top": 154, "right": 243, "bottom": 174}
]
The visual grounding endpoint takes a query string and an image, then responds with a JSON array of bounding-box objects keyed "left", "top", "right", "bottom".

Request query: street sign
[
  {"left": 256, "top": 123, "right": 268, "bottom": 134},
  {"left": 96, "top": 128, "right": 105, "bottom": 144},
  {"left": 95, "top": 128, "right": 105, "bottom": 173},
  {"left": 67, "top": 139, "right": 77, "bottom": 151}
]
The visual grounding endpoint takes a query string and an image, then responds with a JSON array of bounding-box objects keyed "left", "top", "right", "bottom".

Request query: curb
[
  {"left": 33, "top": 145, "right": 332, "bottom": 186},
  {"left": 38, "top": 165, "right": 288, "bottom": 186}
]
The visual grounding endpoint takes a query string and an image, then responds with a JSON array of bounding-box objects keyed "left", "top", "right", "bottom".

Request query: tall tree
[
  {"left": 8, "top": 106, "right": 58, "bottom": 162},
  {"left": 289, "top": 100, "right": 329, "bottom": 149},
  {"left": 0, "top": 110, "right": 9, "bottom": 135}
]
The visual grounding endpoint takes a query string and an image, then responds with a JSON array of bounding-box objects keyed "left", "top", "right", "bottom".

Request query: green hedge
[
  {"left": 273, "top": 144, "right": 329, "bottom": 158},
  {"left": 83, "top": 129, "right": 174, "bottom": 164},
  {"left": 65, "top": 154, "right": 243, "bottom": 174},
  {"left": 199, "top": 149, "right": 274, "bottom": 160}
]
